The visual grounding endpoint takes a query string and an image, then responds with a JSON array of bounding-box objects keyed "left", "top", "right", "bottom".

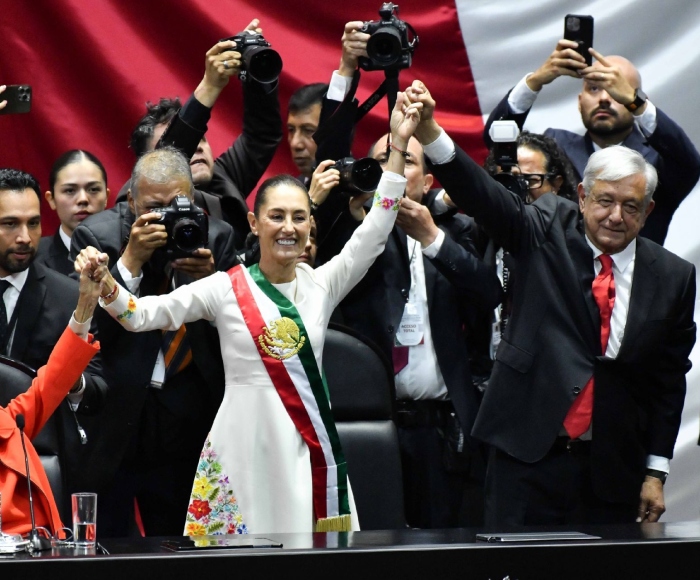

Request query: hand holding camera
[
  {"left": 195, "top": 19, "right": 268, "bottom": 107},
  {"left": 358, "top": 3, "right": 418, "bottom": 72},
  {"left": 339, "top": 21, "right": 370, "bottom": 77},
  {"left": 219, "top": 19, "right": 282, "bottom": 84},
  {"left": 309, "top": 160, "right": 341, "bottom": 207}
]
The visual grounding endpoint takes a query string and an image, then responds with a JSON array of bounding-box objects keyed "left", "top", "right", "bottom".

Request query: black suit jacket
[
  {"left": 70, "top": 202, "right": 238, "bottom": 489},
  {"left": 485, "top": 90, "right": 700, "bottom": 244},
  {"left": 8, "top": 262, "right": 107, "bottom": 493},
  {"left": 117, "top": 80, "right": 282, "bottom": 249},
  {"left": 429, "top": 144, "right": 696, "bottom": 505},
  {"left": 35, "top": 231, "right": 73, "bottom": 277},
  {"left": 323, "top": 191, "right": 502, "bottom": 436}
]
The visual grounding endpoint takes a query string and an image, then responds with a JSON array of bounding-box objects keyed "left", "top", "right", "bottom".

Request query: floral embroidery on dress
[
  {"left": 373, "top": 192, "right": 401, "bottom": 211},
  {"left": 116, "top": 295, "right": 137, "bottom": 321},
  {"left": 184, "top": 435, "right": 248, "bottom": 536}
]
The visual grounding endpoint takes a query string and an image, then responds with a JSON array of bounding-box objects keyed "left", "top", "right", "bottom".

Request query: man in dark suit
[
  {"left": 484, "top": 40, "right": 700, "bottom": 244},
  {"left": 119, "top": 20, "right": 282, "bottom": 250},
  {"left": 286, "top": 82, "right": 327, "bottom": 184},
  {"left": 410, "top": 81, "right": 696, "bottom": 527},
  {"left": 71, "top": 147, "right": 238, "bottom": 536},
  {"left": 314, "top": 131, "right": 501, "bottom": 527},
  {"left": 0, "top": 168, "right": 107, "bottom": 506}
]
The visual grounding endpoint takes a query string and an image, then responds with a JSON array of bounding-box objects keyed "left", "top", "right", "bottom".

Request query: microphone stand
[{"left": 16, "top": 414, "right": 52, "bottom": 551}]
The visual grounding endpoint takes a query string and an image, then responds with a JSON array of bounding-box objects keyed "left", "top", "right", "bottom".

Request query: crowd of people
[{"left": 0, "top": 15, "right": 698, "bottom": 540}]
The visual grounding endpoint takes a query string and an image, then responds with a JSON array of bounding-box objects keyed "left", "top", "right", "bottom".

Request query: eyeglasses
[{"left": 518, "top": 173, "right": 556, "bottom": 190}]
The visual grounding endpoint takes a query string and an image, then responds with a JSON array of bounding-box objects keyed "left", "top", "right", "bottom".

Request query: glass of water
[{"left": 71, "top": 493, "right": 97, "bottom": 547}]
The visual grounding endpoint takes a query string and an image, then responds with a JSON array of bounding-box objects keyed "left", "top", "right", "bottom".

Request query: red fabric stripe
[
  {"left": 228, "top": 265, "right": 328, "bottom": 520},
  {"left": 0, "top": 1, "right": 486, "bottom": 229}
]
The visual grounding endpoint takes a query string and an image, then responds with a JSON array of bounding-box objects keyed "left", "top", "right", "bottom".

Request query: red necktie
[{"left": 564, "top": 254, "right": 616, "bottom": 439}]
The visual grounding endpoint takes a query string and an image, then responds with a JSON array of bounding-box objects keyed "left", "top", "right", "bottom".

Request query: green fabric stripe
[{"left": 248, "top": 265, "right": 349, "bottom": 515}]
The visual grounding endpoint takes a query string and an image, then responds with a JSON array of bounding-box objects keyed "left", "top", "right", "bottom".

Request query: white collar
[
  {"left": 585, "top": 235, "right": 636, "bottom": 274},
  {"left": 0, "top": 268, "right": 30, "bottom": 294}
]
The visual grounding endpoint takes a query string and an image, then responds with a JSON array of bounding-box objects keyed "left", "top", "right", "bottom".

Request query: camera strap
[{"left": 355, "top": 68, "right": 400, "bottom": 123}]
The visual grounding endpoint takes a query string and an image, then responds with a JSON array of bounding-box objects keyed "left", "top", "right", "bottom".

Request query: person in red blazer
[{"left": 0, "top": 253, "right": 103, "bottom": 536}]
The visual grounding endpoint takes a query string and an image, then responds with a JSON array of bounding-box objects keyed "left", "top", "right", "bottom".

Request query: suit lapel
[
  {"left": 618, "top": 239, "right": 658, "bottom": 357},
  {"left": 567, "top": 220, "right": 599, "bottom": 346},
  {"left": 9, "top": 265, "right": 46, "bottom": 360},
  {"left": 394, "top": 227, "right": 411, "bottom": 274}
]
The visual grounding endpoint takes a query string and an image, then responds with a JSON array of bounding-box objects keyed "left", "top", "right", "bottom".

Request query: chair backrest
[
  {"left": 323, "top": 325, "right": 405, "bottom": 530},
  {"left": 0, "top": 355, "right": 67, "bottom": 523}
]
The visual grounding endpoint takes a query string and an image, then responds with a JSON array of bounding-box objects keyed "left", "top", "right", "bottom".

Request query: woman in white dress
[{"left": 79, "top": 92, "right": 422, "bottom": 535}]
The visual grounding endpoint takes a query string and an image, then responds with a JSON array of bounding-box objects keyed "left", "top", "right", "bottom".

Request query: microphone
[{"left": 15, "top": 414, "right": 52, "bottom": 551}]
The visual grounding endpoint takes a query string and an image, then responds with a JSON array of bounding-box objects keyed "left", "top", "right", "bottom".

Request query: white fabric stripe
[{"left": 242, "top": 268, "right": 340, "bottom": 517}]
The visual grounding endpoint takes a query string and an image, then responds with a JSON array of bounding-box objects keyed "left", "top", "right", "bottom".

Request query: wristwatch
[
  {"left": 645, "top": 468, "right": 668, "bottom": 484},
  {"left": 625, "top": 88, "right": 648, "bottom": 112}
]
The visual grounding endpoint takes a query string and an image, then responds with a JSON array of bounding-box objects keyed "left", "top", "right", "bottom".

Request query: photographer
[
  {"left": 70, "top": 147, "right": 238, "bottom": 537},
  {"left": 121, "top": 19, "right": 283, "bottom": 251},
  {"left": 310, "top": 18, "right": 501, "bottom": 528},
  {"left": 483, "top": 39, "right": 700, "bottom": 244}
]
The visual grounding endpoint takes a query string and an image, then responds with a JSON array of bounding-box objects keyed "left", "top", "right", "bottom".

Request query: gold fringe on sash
[{"left": 315, "top": 514, "right": 352, "bottom": 532}]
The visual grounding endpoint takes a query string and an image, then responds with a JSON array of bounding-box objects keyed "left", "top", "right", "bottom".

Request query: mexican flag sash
[{"left": 229, "top": 264, "right": 351, "bottom": 532}]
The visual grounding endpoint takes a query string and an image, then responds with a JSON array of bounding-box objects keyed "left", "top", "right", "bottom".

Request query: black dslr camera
[
  {"left": 358, "top": 3, "right": 418, "bottom": 71},
  {"left": 331, "top": 157, "right": 383, "bottom": 195},
  {"left": 220, "top": 32, "right": 282, "bottom": 84},
  {"left": 153, "top": 195, "right": 209, "bottom": 259},
  {"left": 489, "top": 121, "right": 529, "bottom": 201}
]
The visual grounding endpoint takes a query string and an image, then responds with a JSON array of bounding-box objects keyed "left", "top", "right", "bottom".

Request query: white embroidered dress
[{"left": 102, "top": 174, "right": 405, "bottom": 534}]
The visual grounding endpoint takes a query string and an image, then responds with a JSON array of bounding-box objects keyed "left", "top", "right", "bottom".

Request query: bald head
[{"left": 591, "top": 55, "right": 642, "bottom": 89}]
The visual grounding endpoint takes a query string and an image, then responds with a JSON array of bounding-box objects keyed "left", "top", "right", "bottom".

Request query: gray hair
[
  {"left": 582, "top": 145, "right": 657, "bottom": 205},
  {"left": 130, "top": 146, "right": 194, "bottom": 199}
]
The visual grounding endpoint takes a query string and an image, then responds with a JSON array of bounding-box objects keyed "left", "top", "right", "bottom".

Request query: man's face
[
  {"left": 128, "top": 176, "right": 194, "bottom": 217},
  {"left": 578, "top": 58, "right": 637, "bottom": 139},
  {"left": 287, "top": 103, "right": 321, "bottom": 178},
  {"left": 510, "top": 146, "right": 560, "bottom": 201},
  {"left": 579, "top": 173, "right": 654, "bottom": 254},
  {"left": 371, "top": 135, "right": 433, "bottom": 202},
  {"left": 148, "top": 123, "right": 214, "bottom": 187},
  {"left": 0, "top": 188, "right": 41, "bottom": 277}
]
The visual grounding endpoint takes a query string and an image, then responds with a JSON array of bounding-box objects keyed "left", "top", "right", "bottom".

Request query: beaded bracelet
[
  {"left": 389, "top": 142, "right": 408, "bottom": 156},
  {"left": 101, "top": 283, "right": 118, "bottom": 301}
]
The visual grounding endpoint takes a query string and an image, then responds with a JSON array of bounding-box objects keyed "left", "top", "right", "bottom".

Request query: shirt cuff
[
  {"left": 431, "top": 189, "right": 451, "bottom": 216},
  {"left": 422, "top": 228, "right": 445, "bottom": 258},
  {"left": 371, "top": 171, "right": 406, "bottom": 211},
  {"left": 646, "top": 454, "right": 669, "bottom": 474},
  {"left": 69, "top": 314, "right": 92, "bottom": 340},
  {"left": 423, "top": 129, "right": 456, "bottom": 165},
  {"left": 328, "top": 71, "right": 353, "bottom": 102},
  {"left": 634, "top": 100, "right": 658, "bottom": 137},
  {"left": 117, "top": 258, "right": 143, "bottom": 294},
  {"left": 507, "top": 74, "right": 540, "bottom": 114}
]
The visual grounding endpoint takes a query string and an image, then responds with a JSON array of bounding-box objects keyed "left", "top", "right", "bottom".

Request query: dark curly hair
[
  {"left": 130, "top": 97, "right": 182, "bottom": 158},
  {"left": 485, "top": 131, "right": 578, "bottom": 201}
]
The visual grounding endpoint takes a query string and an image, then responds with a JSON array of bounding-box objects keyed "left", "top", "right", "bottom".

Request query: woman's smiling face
[{"left": 251, "top": 183, "right": 311, "bottom": 268}]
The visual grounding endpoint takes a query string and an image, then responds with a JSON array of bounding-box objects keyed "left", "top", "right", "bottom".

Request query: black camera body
[
  {"left": 152, "top": 195, "right": 209, "bottom": 259},
  {"left": 331, "top": 157, "right": 383, "bottom": 196},
  {"left": 489, "top": 121, "right": 529, "bottom": 201},
  {"left": 220, "top": 32, "right": 282, "bottom": 84},
  {"left": 359, "top": 3, "right": 418, "bottom": 71}
]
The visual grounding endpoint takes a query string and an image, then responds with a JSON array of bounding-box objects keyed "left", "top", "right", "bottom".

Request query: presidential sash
[{"left": 229, "top": 264, "right": 351, "bottom": 532}]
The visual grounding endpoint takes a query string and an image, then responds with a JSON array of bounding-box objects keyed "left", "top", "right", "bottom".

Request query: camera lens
[
  {"left": 367, "top": 26, "right": 402, "bottom": 67},
  {"left": 172, "top": 219, "right": 204, "bottom": 251},
  {"left": 350, "top": 158, "right": 383, "bottom": 192},
  {"left": 245, "top": 46, "right": 283, "bottom": 84}
]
